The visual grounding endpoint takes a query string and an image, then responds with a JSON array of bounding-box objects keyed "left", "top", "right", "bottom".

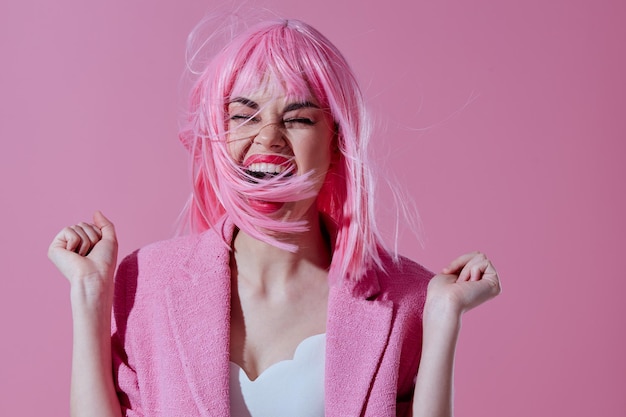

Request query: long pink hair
[{"left": 179, "top": 19, "right": 388, "bottom": 281}]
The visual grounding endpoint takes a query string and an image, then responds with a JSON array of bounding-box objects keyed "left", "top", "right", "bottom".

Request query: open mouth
[
  {"left": 241, "top": 156, "right": 294, "bottom": 214},
  {"left": 244, "top": 168, "right": 294, "bottom": 180},
  {"left": 243, "top": 156, "right": 295, "bottom": 181}
]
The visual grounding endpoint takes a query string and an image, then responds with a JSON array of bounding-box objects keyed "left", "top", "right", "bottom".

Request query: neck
[{"left": 231, "top": 212, "right": 332, "bottom": 287}]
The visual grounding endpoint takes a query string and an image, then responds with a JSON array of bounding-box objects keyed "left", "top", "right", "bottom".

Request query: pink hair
[{"left": 179, "top": 19, "right": 388, "bottom": 281}]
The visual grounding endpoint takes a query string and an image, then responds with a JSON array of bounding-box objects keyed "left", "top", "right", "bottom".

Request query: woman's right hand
[
  {"left": 50, "top": 211, "right": 124, "bottom": 417},
  {"left": 48, "top": 211, "right": 118, "bottom": 295}
]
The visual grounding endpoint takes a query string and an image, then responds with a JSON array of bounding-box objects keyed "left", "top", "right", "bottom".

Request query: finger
[
  {"left": 49, "top": 227, "right": 81, "bottom": 255},
  {"left": 475, "top": 268, "right": 502, "bottom": 297},
  {"left": 93, "top": 211, "right": 117, "bottom": 244},
  {"left": 89, "top": 211, "right": 119, "bottom": 267},
  {"left": 457, "top": 264, "right": 472, "bottom": 282},
  {"left": 456, "top": 253, "right": 487, "bottom": 282},
  {"left": 483, "top": 261, "right": 498, "bottom": 279},
  {"left": 469, "top": 261, "right": 489, "bottom": 282},
  {"left": 63, "top": 227, "right": 82, "bottom": 253},
  {"left": 442, "top": 251, "right": 480, "bottom": 274},
  {"left": 77, "top": 222, "right": 104, "bottom": 256},
  {"left": 462, "top": 277, "right": 502, "bottom": 311},
  {"left": 70, "top": 225, "right": 93, "bottom": 256},
  {"left": 77, "top": 222, "right": 102, "bottom": 241}
]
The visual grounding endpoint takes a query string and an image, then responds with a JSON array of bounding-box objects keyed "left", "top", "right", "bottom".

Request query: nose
[{"left": 253, "top": 123, "right": 286, "bottom": 150}]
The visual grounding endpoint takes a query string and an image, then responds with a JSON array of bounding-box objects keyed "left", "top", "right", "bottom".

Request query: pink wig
[{"left": 179, "top": 19, "right": 387, "bottom": 281}]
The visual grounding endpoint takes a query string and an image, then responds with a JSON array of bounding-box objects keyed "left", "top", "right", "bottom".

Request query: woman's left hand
[
  {"left": 413, "top": 253, "right": 501, "bottom": 416},
  {"left": 426, "top": 252, "right": 502, "bottom": 316}
]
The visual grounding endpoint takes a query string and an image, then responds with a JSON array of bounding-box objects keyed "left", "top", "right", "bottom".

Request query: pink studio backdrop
[{"left": 1, "top": 0, "right": 624, "bottom": 415}]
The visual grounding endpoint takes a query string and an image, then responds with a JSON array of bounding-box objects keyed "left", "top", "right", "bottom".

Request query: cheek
[
  {"left": 226, "top": 136, "right": 250, "bottom": 163},
  {"left": 303, "top": 140, "right": 334, "bottom": 174}
]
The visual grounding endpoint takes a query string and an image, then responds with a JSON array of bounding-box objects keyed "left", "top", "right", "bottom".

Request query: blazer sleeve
[{"left": 111, "top": 251, "right": 144, "bottom": 417}]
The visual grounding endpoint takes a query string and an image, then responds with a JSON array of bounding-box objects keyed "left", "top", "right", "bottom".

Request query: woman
[{"left": 49, "top": 19, "right": 501, "bottom": 417}]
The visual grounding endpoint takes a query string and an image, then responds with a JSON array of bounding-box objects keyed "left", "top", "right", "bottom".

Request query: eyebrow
[
  {"left": 228, "top": 97, "right": 259, "bottom": 109},
  {"left": 228, "top": 97, "right": 320, "bottom": 113},
  {"left": 283, "top": 101, "right": 320, "bottom": 112}
]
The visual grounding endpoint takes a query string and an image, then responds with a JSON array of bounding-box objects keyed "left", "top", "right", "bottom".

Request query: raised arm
[
  {"left": 48, "top": 211, "right": 123, "bottom": 417},
  {"left": 412, "top": 252, "right": 501, "bottom": 417}
]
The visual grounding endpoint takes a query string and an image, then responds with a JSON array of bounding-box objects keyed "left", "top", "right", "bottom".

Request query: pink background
[{"left": 1, "top": 0, "right": 624, "bottom": 415}]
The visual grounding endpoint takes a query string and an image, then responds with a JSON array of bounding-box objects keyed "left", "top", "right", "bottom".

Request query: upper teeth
[{"left": 247, "top": 163, "right": 288, "bottom": 174}]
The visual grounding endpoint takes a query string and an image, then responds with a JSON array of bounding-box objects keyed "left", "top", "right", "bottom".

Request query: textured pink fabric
[{"left": 111, "top": 217, "right": 432, "bottom": 416}]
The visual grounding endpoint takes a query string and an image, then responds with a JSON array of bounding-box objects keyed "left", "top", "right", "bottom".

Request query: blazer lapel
[
  {"left": 165, "top": 219, "right": 235, "bottom": 417},
  {"left": 325, "top": 269, "right": 394, "bottom": 417},
  {"left": 161, "top": 216, "right": 394, "bottom": 417}
]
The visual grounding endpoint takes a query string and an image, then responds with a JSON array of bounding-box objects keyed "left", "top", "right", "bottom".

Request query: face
[{"left": 226, "top": 87, "right": 336, "bottom": 219}]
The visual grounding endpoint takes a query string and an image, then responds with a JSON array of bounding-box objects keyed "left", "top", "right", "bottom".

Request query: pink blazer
[{"left": 112, "top": 218, "right": 432, "bottom": 417}]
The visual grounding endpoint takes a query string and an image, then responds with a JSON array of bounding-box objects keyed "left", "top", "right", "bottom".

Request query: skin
[
  {"left": 226, "top": 90, "right": 337, "bottom": 222},
  {"left": 413, "top": 253, "right": 501, "bottom": 417},
  {"left": 226, "top": 91, "right": 336, "bottom": 380},
  {"left": 49, "top": 90, "right": 501, "bottom": 416},
  {"left": 48, "top": 212, "right": 122, "bottom": 417}
]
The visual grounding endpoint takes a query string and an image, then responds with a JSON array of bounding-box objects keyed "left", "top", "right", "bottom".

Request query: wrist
[
  {"left": 423, "top": 296, "right": 462, "bottom": 330},
  {"left": 70, "top": 277, "right": 114, "bottom": 311}
]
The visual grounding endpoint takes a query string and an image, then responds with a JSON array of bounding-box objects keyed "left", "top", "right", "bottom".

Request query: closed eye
[
  {"left": 283, "top": 118, "right": 315, "bottom": 126},
  {"left": 229, "top": 114, "right": 259, "bottom": 124}
]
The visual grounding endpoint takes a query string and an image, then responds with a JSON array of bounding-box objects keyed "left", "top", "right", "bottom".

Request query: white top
[{"left": 229, "top": 333, "right": 326, "bottom": 417}]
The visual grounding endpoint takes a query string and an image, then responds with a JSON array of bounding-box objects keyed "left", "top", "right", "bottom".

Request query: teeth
[{"left": 247, "top": 163, "right": 287, "bottom": 174}]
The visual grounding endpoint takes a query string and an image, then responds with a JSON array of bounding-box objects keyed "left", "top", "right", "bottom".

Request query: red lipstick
[{"left": 243, "top": 154, "right": 292, "bottom": 168}]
